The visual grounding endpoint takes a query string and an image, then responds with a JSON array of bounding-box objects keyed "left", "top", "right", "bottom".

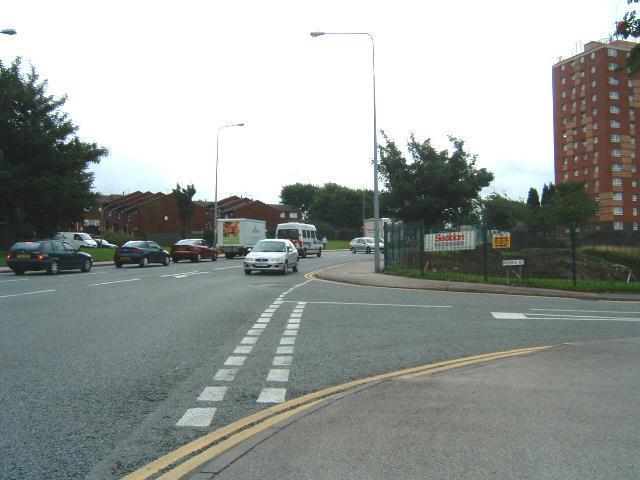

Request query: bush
[{"left": 101, "top": 230, "right": 137, "bottom": 247}]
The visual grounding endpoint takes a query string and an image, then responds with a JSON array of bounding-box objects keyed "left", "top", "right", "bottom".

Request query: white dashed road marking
[
  {"left": 176, "top": 408, "right": 217, "bottom": 427},
  {"left": 224, "top": 356, "right": 246, "bottom": 366},
  {"left": 234, "top": 346, "right": 253, "bottom": 354},
  {"left": 197, "top": 387, "right": 228, "bottom": 402},
  {"left": 273, "top": 356, "right": 293, "bottom": 366},
  {"left": 0, "top": 289, "right": 56, "bottom": 299},
  {"left": 213, "top": 369, "right": 238, "bottom": 381},
  {"left": 257, "top": 388, "right": 287, "bottom": 403},
  {"left": 267, "top": 369, "right": 290, "bottom": 382}
]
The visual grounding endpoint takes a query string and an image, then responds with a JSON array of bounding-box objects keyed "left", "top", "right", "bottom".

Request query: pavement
[{"left": 4, "top": 257, "right": 640, "bottom": 478}]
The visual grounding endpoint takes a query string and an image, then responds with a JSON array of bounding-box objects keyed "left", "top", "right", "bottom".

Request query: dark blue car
[
  {"left": 114, "top": 240, "right": 170, "bottom": 268},
  {"left": 6, "top": 239, "right": 93, "bottom": 275}
]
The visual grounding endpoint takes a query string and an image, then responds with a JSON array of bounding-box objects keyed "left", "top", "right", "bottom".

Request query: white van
[
  {"left": 55, "top": 232, "right": 98, "bottom": 249},
  {"left": 275, "top": 222, "right": 322, "bottom": 257}
]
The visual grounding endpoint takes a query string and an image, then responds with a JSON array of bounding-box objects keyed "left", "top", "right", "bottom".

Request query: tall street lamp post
[
  {"left": 310, "top": 31, "right": 382, "bottom": 272},
  {"left": 214, "top": 123, "right": 244, "bottom": 245}
]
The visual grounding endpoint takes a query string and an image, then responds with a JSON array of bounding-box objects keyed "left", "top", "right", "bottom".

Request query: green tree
[
  {"left": 309, "top": 183, "right": 362, "bottom": 228},
  {"left": 540, "top": 183, "right": 555, "bottom": 205},
  {"left": 526, "top": 188, "right": 540, "bottom": 210},
  {"left": 172, "top": 183, "right": 196, "bottom": 237},
  {"left": 280, "top": 183, "right": 319, "bottom": 219},
  {"left": 378, "top": 133, "right": 494, "bottom": 227},
  {"left": 546, "top": 181, "right": 597, "bottom": 227},
  {"left": 483, "top": 193, "right": 528, "bottom": 231},
  {"left": 615, "top": 0, "right": 640, "bottom": 76},
  {"left": 0, "top": 58, "right": 107, "bottom": 239}
]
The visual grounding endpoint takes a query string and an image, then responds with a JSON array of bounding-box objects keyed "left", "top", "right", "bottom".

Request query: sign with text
[
  {"left": 492, "top": 233, "right": 511, "bottom": 249},
  {"left": 424, "top": 230, "right": 476, "bottom": 252},
  {"left": 502, "top": 259, "right": 524, "bottom": 266}
]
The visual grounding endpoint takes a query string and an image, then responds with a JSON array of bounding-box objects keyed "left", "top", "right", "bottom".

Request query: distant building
[{"left": 552, "top": 38, "right": 640, "bottom": 232}]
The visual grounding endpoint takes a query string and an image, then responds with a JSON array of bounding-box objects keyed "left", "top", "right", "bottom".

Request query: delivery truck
[
  {"left": 217, "top": 218, "right": 266, "bottom": 259},
  {"left": 363, "top": 217, "right": 392, "bottom": 239}
]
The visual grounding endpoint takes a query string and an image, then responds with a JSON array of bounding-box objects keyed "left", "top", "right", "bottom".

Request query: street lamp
[
  {"left": 310, "top": 31, "right": 382, "bottom": 272},
  {"left": 1, "top": 29, "right": 16, "bottom": 35},
  {"left": 214, "top": 122, "right": 245, "bottom": 246}
]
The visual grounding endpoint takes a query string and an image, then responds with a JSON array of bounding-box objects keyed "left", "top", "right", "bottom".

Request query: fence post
[
  {"left": 483, "top": 220, "right": 488, "bottom": 283},
  {"left": 571, "top": 221, "right": 577, "bottom": 288}
]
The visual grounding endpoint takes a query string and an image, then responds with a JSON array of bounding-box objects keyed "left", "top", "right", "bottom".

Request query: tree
[
  {"left": 0, "top": 58, "right": 107, "bottom": 239},
  {"left": 173, "top": 183, "right": 196, "bottom": 237},
  {"left": 526, "top": 188, "right": 540, "bottom": 210},
  {"left": 482, "top": 193, "right": 528, "bottom": 231},
  {"left": 280, "top": 183, "right": 319, "bottom": 219},
  {"left": 309, "top": 183, "right": 363, "bottom": 228},
  {"left": 546, "top": 181, "right": 597, "bottom": 227},
  {"left": 540, "top": 183, "right": 555, "bottom": 206},
  {"left": 378, "top": 133, "right": 494, "bottom": 228},
  {"left": 615, "top": 0, "right": 640, "bottom": 76}
]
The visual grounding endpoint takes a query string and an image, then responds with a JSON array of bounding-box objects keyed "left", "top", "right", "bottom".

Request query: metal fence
[{"left": 384, "top": 221, "right": 640, "bottom": 290}]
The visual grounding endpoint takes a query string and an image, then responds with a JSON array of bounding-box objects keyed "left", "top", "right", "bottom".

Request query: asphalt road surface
[{"left": 2, "top": 251, "right": 640, "bottom": 479}]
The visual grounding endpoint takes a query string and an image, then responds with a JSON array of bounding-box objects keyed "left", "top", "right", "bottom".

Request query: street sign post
[{"left": 502, "top": 259, "right": 524, "bottom": 285}]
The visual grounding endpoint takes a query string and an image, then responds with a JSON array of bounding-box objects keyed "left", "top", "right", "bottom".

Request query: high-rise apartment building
[{"left": 552, "top": 39, "right": 640, "bottom": 232}]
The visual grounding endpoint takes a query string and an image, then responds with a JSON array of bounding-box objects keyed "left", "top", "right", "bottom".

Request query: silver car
[
  {"left": 350, "top": 237, "right": 384, "bottom": 254},
  {"left": 244, "top": 239, "right": 299, "bottom": 275}
]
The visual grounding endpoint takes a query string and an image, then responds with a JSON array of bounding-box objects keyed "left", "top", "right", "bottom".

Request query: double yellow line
[{"left": 123, "top": 345, "right": 550, "bottom": 480}]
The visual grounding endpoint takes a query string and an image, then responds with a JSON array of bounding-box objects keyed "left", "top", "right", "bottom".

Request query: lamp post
[
  {"left": 1, "top": 29, "right": 16, "bottom": 35},
  {"left": 214, "top": 122, "right": 245, "bottom": 246},
  {"left": 310, "top": 31, "right": 382, "bottom": 272}
]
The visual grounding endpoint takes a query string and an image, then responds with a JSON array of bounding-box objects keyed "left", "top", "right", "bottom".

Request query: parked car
[
  {"left": 94, "top": 237, "right": 117, "bottom": 248},
  {"left": 6, "top": 239, "right": 93, "bottom": 275},
  {"left": 54, "top": 231, "right": 98, "bottom": 249},
  {"left": 171, "top": 238, "right": 218, "bottom": 262},
  {"left": 350, "top": 237, "right": 385, "bottom": 254},
  {"left": 114, "top": 240, "right": 170, "bottom": 268},
  {"left": 243, "top": 239, "right": 299, "bottom": 275}
]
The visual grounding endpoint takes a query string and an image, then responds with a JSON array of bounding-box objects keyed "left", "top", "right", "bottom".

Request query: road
[{"left": 2, "top": 251, "right": 640, "bottom": 479}]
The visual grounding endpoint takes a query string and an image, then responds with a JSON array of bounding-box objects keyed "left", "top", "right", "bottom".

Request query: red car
[{"left": 171, "top": 239, "right": 218, "bottom": 263}]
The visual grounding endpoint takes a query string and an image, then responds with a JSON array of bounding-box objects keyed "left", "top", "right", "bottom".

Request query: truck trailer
[{"left": 217, "top": 218, "right": 266, "bottom": 259}]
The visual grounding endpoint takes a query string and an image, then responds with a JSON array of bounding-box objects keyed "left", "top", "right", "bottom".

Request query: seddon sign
[{"left": 424, "top": 230, "right": 476, "bottom": 252}]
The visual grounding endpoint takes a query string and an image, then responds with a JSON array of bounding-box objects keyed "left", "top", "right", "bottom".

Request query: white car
[
  {"left": 244, "top": 239, "right": 299, "bottom": 275},
  {"left": 350, "top": 237, "right": 385, "bottom": 254}
]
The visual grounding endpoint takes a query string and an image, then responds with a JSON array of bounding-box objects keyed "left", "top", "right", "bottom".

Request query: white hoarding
[{"left": 424, "top": 230, "right": 476, "bottom": 252}]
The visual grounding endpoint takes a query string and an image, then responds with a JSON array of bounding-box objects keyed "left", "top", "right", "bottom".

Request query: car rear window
[
  {"left": 277, "top": 229, "right": 299, "bottom": 239},
  {"left": 122, "top": 241, "right": 145, "bottom": 247},
  {"left": 11, "top": 242, "right": 42, "bottom": 251},
  {"left": 175, "top": 239, "right": 199, "bottom": 245}
]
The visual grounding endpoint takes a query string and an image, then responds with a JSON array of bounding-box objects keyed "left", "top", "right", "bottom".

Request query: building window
[
  {"left": 614, "top": 221, "right": 624, "bottom": 231},
  {"left": 591, "top": 79, "right": 597, "bottom": 87},
  {"left": 612, "top": 163, "right": 622, "bottom": 172},
  {"left": 610, "top": 91, "right": 620, "bottom": 100},
  {"left": 633, "top": 165, "right": 638, "bottom": 173},
  {"left": 631, "top": 123, "right": 636, "bottom": 131},
  {"left": 633, "top": 194, "right": 638, "bottom": 201},
  {"left": 633, "top": 136, "right": 637, "bottom": 144},
  {"left": 614, "top": 207, "right": 624, "bottom": 215},
  {"left": 590, "top": 52, "right": 596, "bottom": 59},
  {"left": 612, "top": 134, "right": 621, "bottom": 142},
  {"left": 572, "top": 129, "right": 577, "bottom": 136},
  {"left": 633, "top": 151, "right": 637, "bottom": 159},
  {"left": 592, "top": 94, "right": 597, "bottom": 102},
  {"left": 563, "top": 158, "right": 568, "bottom": 165},
  {"left": 608, "top": 62, "right": 619, "bottom": 70},
  {"left": 581, "top": 98, "right": 586, "bottom": 106},
  {"left": 611, "top": 105, "right": 620, "bottom": 114},
  {"left": 634, "top": 222, "right": 639, "bottom": 231},
  {"left": 583, "top": 168, "right": 589, "bottom": 174},
  {"left": 630, "top": 79, "right": 635, "bottom": 87},
  {"left": 594, "top": 166, "right": 599, "bottom": 173},
  {"left": 573, "top": 155, "right": 578, "bottom": 162},
  {"left": 563, "top": 172, "right": 569, "bottom": 179},
  {"left": 632, "top": 95, "right": 636, "bottom": 102},
  {"left": 608, "top": 48, "right": 618, "bottom": 57},
  {"left": 613, "top": 178, "right": 623, "bottom": 186},
  {"left": 595, "top": 181, "right": 600, "bottom": 190},
  {"left": 561, "top": 90, "right": 567, "bottom": 98},
  {"left": 571, "top": 101, "right": 576, "bottom": 109},
  {"left": 631, "top": 108, "right": 636, "bottom": 117},
  {"left": 581, "top": 111, "right": 587, "bottom": 119},
  {"left": 592, "top": 108, "right": 598, "bottom": 115},
  {"left": 582, "top": 125, "right": 587, "bottom": 133},
  {"left": 561, "top": 64, "right": 565, "bottom": 71},
  {"left": 614, "top": 192, "right": 623, "bottom": 200},
  {"left": 561, "top": 77, "right": 566, "bottom": 85},
  {"left": 574, "top": 141, "right": 579, "bottom": 148},
  {"left": 609, "top": 76, "right": 620, "bottom": 85},
  {"left": 634, "top": 208, "right": 638, "bottom": 216},
  {"left": 562, "top": 104, "right": 567, "bottom": 111},
  {"left": 634, "top": 180, "right": 639, "bottom": 187},
  {"left": 562, "top": 117, "right": 567, "bottom": 125},
  {"left": 581, "top": 84, "right": 586, "bottom": 92},
  {"left": 583, "top": 153, "right": 588, "bottom": 161},
  {"left": 580, "top": 56, "right": 585, "bottom": 63},
  {"left": 594, "top": 151, "right": 599, "bottom": 159},
  {"left": 573, "top": 169, "right": 579, "bottom": 177},
  {"left": 613, "top": 148, "right": 622, "bottom": 156},
  {"left": 591, "top": 66, "right": 596, "bottom": 73},
  {"left": 593, "top": 137, "right": 598, "bottom": 144},
  {"left": 611, "top": 119, "right": 621, "bottom": 128},
  {"left": 563, "top": 144, "right": 568, "bottom": 152},
  {"left": 290, "top": 212, "right": 298, "bottom": 219}
]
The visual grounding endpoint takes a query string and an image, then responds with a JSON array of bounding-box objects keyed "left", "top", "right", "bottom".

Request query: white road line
[
  {"left": 288, "top": 318, "right": 300, "bottom": 324},
  {"left": 267, "top": 369, "right": 290, "bottom": 382},
  {"left": 224, "top": 356, "right": 246, "bottom": 366},
  {"left": 265, "top": 308, "right": 277, "bottom": 313},
  {"left": 273, "top": 301, "right": 283, "bottom": 305},
  {"left": 492, "top": 312, "right": 640, "bottom": 322},
  {"left": 251, "top": 323, "right": 267, "bottom": 329},
  {"left": 247, "top": 329, "right": 263, "bottom": 336},
  {"left": 234, "top": 345, "right": 253, "bottom": 354},
  {"left": 273, "top": 356, "right": 293, "bottom": 366},
  {"left": 279, "top": 337, "right": 296, "bottom": 345},
  {"left": 492, "top": 312, "right": 527, "bottom": 319},
  {"left": 0, "top": 279, "right": 28, "bottom": 283},
  {"left": 290, "top": 313, "right": 303, "bottom": 318},
  {"left": 213, "top": 369, "right": 238, "bottom": 381},
  {"left": 531, "top": 308, "right": 640, "bottom": 314},
  {"left": 286, "top": 323, "right": 300, "bottom": 329},
  {"left": 256, "top": 318, "right": 270, "bottom": 323},
  {"left": 213, "top": 266, "right": 242, "bottom": 271},
  {"left": 241, "top": 336, "right": 258, "bottom": 345},
  {"left": 257, "top": 388, "right": 286, "bottom": 403},
  {"left": 176, "top": 408, "right": 217, "bottom": 427},
  {"left": 277, "top": 346, "right": 294, "bottom": 354},
  {"left": 260, "top": 313, "right": 274, "bottom": 318},
  {"left": 0, "top": 289, "right": 55, "bottom": 299},
  {"left": 281, "top": 301, "right": 451, "bottom": 308},
  {"left": 197, "top": 387, "right": 228, "bottom": 402},
  {"left": 292, "top": 309, "right": 305, "bottom": 314},
  {"left": 89, "top": 279, "right": 139, "bottom": 287},
  {"left": 283, "top": 330, "right": 298, "bottom": 336}
]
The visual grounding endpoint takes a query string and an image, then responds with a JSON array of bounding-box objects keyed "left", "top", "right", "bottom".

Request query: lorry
[
  {"left": 363, "top": 217, "right": 392, "bottom": 239},
  {"left": 216, "top": 218, "right": 266, "bottom": 259}
]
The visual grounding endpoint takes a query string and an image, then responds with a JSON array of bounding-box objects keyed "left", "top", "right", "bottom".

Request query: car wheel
[
  {"left": 301, "top": 249, "right": 307, "bottom": 258},
  {"left": 317, "top": 248, "right": 322, "bottom": 257},
  {"left": 351, "top": 247, "right": 356, "bottom": 254},
  {"left": 244, "top": 269, "right": 251, "bottom": 275},
  {"left": 163, "top": 255, "right": 170, "bottom": 266},
  {"left": 139, "top": 256, "right": 149, "bottom": 268},
  {"left": 292, "top": 261, "right": 298, "bottom": 272},
  {"left": 282, "top": 261, "right": 288, "bottom": 275},
  {"left": 81, "top": 259, "right": 92, "bottom": 272},
  {"left": 13, "top": 269, "right": 25, "bottom": 276},
  {"left": 366, "top": 246, "right": 371, "bottom": 254},
  {"left": 212, "top": 252, "right": 218, "bottom": 262},
  {"left": 115, "top": 262, "right": 123, "bottom": 268},
  {"left": 47, "top": 260, "right": 60, "bottom": 275}
]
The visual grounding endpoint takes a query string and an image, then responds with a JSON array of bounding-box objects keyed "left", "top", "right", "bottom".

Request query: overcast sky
[{"left": 1, "top": 0, "right": 631, "bottom": 204}]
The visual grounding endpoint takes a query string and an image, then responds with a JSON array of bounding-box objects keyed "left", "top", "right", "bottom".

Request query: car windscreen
[
  {"left": 11, "top": 242, "right": 42, "bottom": 251},
  {"left": 175, "top": 239, "right": 198, "bottom": 245},
  {"left": 122, "top": 241, "right": 145, "bottom": 248},
  {"left": 276, "top": 229, "right": 299, "bottom": 239},
  {"left": 79, "top": 233, "right": 93, "bottom": 240},
  {"left": 253, "top": 241, "right": 286, "bottom": 252}
]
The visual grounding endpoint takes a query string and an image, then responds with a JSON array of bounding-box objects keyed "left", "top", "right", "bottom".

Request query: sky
[{"left": 1, "top": 0, "right": 631, "bottom": 205}]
